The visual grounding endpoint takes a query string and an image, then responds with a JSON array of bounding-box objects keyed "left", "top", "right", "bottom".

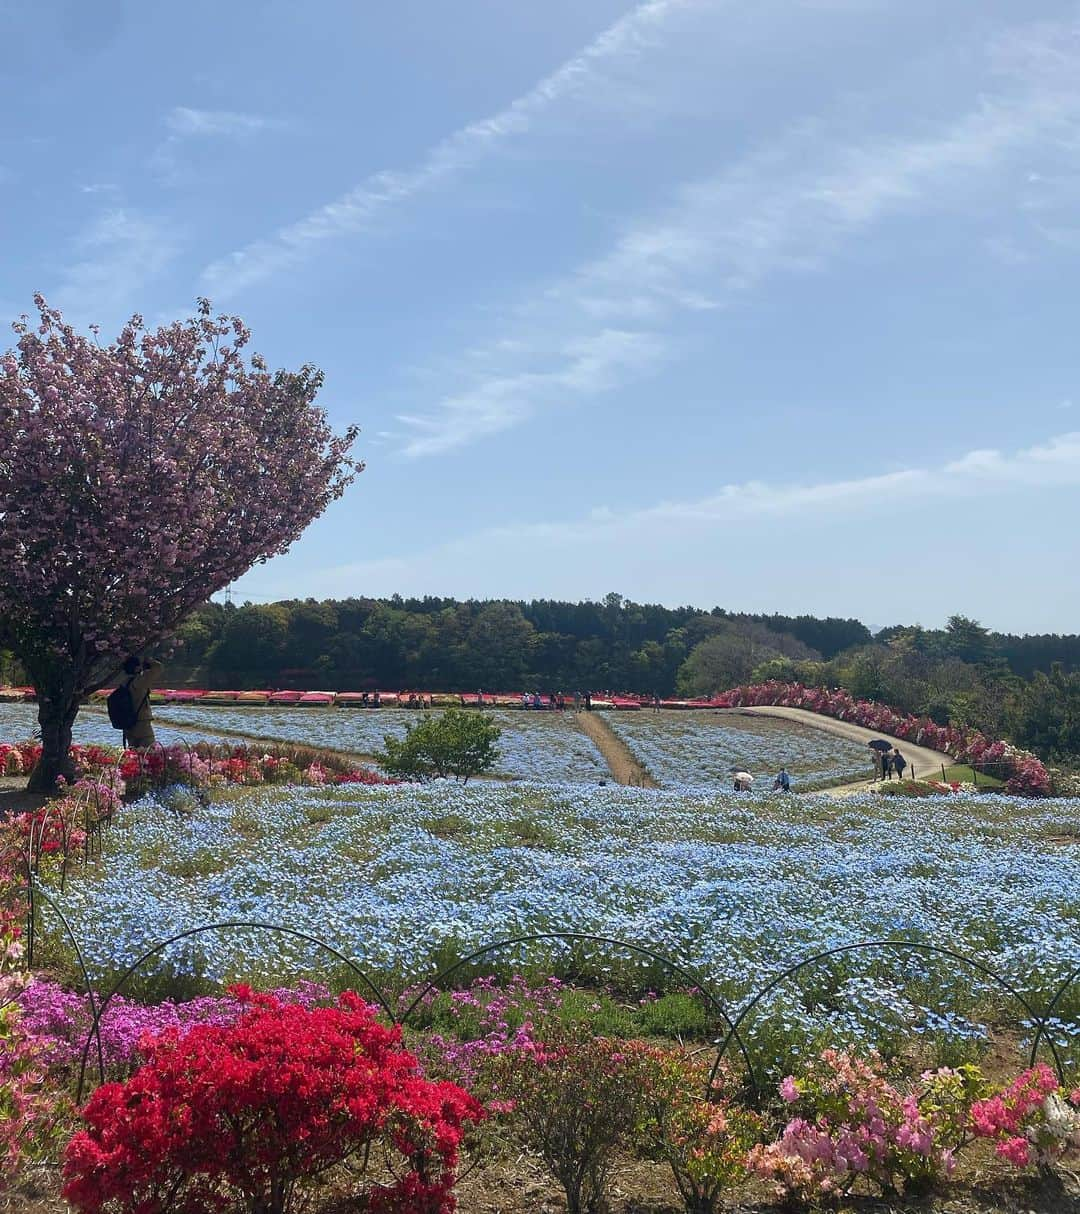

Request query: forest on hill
[
  {"left": 73, "top": 594, "right": 1077, "bottom": 763},
  {"left": 2, "top": 593, "right": 1077, "bottom": 762}
]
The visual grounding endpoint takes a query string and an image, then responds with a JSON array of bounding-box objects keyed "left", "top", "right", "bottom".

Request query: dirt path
[
  {"left": 575, "top": 712, "right": 658, "bottom": 788},
  {"left": 719, "top": 705, "right": 955, "bottom": 792},
  {"left": 0, "top": 776, "right": 49, "bottom": 815}
]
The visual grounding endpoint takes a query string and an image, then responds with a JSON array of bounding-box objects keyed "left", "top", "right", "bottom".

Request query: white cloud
[
  {"left": 152, "top": 106, "right": 288, "bottom": 181},
  {"left": 524, "top": 430, "right": 1080, "bottom": 538},
  {"left": 241, "top": 430, "right": 1080, "bottom": 605},
  {"left": 399, "top": 328, "right": 667, "bottom": 457},
  {"left": 165, "top": 106, "right": 286, "bottom": 138},
  {"left": 395, "top": 17, "right": 1080, "bottom": 459},
  {"left": 52, "top": 208, "right": 179, "bottom": 328},
  {"left": 199, "top": 0, "right": 700, "bottom": 297}
]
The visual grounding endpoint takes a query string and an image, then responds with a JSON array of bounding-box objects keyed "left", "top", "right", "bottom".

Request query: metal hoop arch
[
  {"left": 75, "top": 920, "right": 394, "bottom": 1101},
  {"left": 395, "top": 929, "right": 756, "bottom": 1092},
  {"left": 709, "top": 939, "right": 1067, "bottom": 1096},
  {"left": 26, "top": 878, "right": 106, "bottom": 1082},
  {"left": 1029, "top": 962, "right": 1080, "bottom": 1068}
]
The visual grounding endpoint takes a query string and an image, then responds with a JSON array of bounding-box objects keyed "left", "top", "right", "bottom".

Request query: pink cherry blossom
[{"left": 0, "top": 297, "right": 360, "bottom": 789}]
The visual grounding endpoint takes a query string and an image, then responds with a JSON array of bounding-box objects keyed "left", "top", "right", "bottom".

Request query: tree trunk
[{"left": 27, "top": 690, "right": 80, "bottom": 793}]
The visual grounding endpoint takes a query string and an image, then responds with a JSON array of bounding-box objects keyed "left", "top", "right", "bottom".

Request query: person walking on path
[
  {"left": 119, "top": 656, "right": 162, "bottom": 750},
  {"left": 773, "top": 767, "right": 791, "bottom": 792},
  {"left": 891, "top": 748, "right": 907, "bottom": 780}
]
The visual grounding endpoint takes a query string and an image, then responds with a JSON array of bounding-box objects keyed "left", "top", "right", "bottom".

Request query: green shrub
[
  {"left": 489, "top": 1030, "right": 642, "bottom": 1214},
  {"left": 376, "top": 709, "right": 501, "bottom": 783},
  {"left": 627, "top": 1046, "right": 761, "bottom": 1214}
]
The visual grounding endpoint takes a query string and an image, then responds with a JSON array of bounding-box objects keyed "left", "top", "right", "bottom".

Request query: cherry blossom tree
[{"left": 0, "top": 297, "right": 360, "bottom": 790}]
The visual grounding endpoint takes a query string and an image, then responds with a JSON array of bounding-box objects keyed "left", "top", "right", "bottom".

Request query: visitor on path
[
  {"left": 891, "top": 749, "right": 907, "bottom": 780},
  {"left": 119, "top": 656, "right": 162, "bottom": 750},
  {"left": 373, "top": 690, "right": 381, "bottom": 707},
  {"left": 653, "top": 693, "right": 661, "bottom": 712},
  {"left": 773, "top": 767, "right": 791, "bottom": 792},
  {"left": 584, "top": 692, "right": 592, "bottom": 711},
  {"left": 868, "top": 739, "right": 891, "bottom": 779},
  {"left": 476, "top": 689, "right": 484, "bottom": 708},
  {"left": 882, "top": 751, "right": 895, "bottom": 780}
]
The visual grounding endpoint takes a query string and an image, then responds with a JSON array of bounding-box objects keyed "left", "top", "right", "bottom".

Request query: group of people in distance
[
  {"left": 519, "top": 691, "right": 567, "bottom": 710},
  {"left": 729, "top": 766, "right": 792, "bottom": 792},
  {"left": 869, "top": 743, "right": 908, "bottom": 781}
]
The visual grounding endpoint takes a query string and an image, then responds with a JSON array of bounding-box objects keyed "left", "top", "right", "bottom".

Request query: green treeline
[
  {"left": 166, "top": 593, "right": 871, "bottom": 695},
  {"left": 159, "top": 597, "right": 1080, "bottom": 763},
  {"left": 3, "top": 594, "right": 1079, "bottom": 762}
]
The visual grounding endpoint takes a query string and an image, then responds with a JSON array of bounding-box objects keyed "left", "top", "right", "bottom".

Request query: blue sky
[{"left": 3, "top": 1, "right": 1079, "bottom": 633}]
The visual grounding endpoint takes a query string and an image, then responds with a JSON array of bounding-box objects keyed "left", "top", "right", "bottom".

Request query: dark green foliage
[
  {"left": 164, "top": 594, "right": 866, "bottom": 693},
  {"left": 376, "top": 709, "right": 501, "bottom": 783},
  {"left": 677, "top": 621, "right": 820, "bottom": 696},
  {"left": 155, "top": 594, "right": 1080, "bottom": 764},
  {"left": 1005, "top": 664, "right": 1080, "bottom": 763}
]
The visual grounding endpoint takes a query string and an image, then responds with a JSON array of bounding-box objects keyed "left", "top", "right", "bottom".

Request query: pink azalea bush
[
  {"left": 970, "top": 1064, "right": 1080, "bottom": 1167},
  {"left": 417, "top": 974, "right": 566, "bottom": 1086},
  {"left": 747, "top": 1050, "right": 980, "bottom": 1200},
  {"left": 1, "top": 737, "right": 392, "bottom": 796},
  {"left": 719, "top": 682, "right": 1050, "bottom": 795},
  {"left": 0, "top": 835, "right": 72, "bottom": 1188}
]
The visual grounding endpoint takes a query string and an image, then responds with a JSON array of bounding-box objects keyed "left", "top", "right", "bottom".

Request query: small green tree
[{"left": 377, "top": 709, "right": 501, "bottom": 783}]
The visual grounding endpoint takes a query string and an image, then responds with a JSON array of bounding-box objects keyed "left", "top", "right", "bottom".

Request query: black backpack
[{"left": 107, "top": 679, "right": 148, "bottom": 731}]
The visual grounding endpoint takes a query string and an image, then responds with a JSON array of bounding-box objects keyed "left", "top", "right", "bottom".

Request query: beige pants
[{"left": 124, "top": 725, "right": 156, "bottom": 749}]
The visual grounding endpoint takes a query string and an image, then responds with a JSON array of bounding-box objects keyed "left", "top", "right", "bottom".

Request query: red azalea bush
[
  {"left": 62, "top": 988, "right": 484, "bottom": 1214},
  {"left": 719, "top": 682, "right": 1051, "bottom": 796}
]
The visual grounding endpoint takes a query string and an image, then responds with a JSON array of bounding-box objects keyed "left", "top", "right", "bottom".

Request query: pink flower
[{"left": 997, "top": 1136, "right": 1033, "bottom": 1167}]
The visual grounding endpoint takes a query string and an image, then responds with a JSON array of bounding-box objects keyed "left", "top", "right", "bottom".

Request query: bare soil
[
  {"left": 576, "top": 712, "right": 658, "bottom": 788},
  {"left": 6, "top": 1152, "right": 1078, "bottom": 1214}
]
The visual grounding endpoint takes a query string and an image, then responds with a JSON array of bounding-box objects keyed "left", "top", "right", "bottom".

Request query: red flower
[{"left": 62, "top": 992, "right": 484, "bottom": 1214}]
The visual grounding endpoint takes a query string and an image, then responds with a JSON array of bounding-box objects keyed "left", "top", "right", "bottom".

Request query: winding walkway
[{"left": 718, "top": 705, "right": 955, "bottom": 791}]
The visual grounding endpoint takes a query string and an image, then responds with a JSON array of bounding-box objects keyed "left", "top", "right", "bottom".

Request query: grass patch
[
  {"left": 941, "top": 764, "right": 1005, "bottom": 789},
  {"left": 504, "top": 816, "right": 559, "bottom": 849},
  {"left": 421, "top": 813, "right": 469, "bottom": 840}
]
